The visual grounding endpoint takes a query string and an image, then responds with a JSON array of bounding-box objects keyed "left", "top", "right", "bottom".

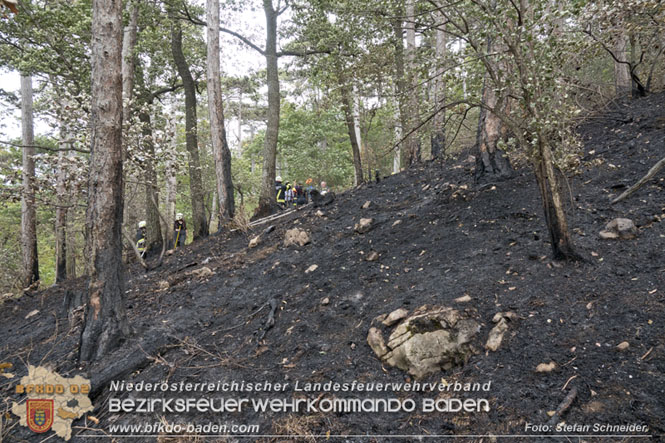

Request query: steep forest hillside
[{"left": 2, "top": 93, "right": 664, "bottom": 441}]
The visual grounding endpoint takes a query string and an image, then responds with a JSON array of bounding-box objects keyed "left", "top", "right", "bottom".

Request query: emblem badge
[{"left": 26, "top": 399, "right": 54, "bottom": 433}]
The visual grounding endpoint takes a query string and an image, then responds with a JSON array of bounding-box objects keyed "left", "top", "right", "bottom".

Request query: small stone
[
  {"left": 600, "top": 218, "right": 638, "bottom": 240},
  {"left": 321, "top": 297, "right": 330, "bottom": 306},
  {"left": 392, "top": 219, "right": 402, "bottom": 227},
  {"left": 455, "top": 294, "right": 471, "bottom": 303},
  {"left": 284, "top": 228, "right": 311, "bottom": 247},
  {"left": 25, "top": 309, "right": 39, "bottom": 320},
  {"left": 366, "top": 251, "right": 379, "bottom": 261},
  {"left": 616, "top": 341, "right": 629, "bottom": 351},
  {"left": 158, "top": 280, "right": 170, "bottom": 290},
  {"left": 355, "top": 218, "right": 374, "bottom": 234},
  {"left": 305, "top": 264, "right": 318, "bottom": 274},
  {"left": 315, "top": 210, "right": 325, "bottom": 217},
  {"left": 189, "top": 267, "right": 214, "bottom": 279},
  {"left": 485, "top": 318, "right": 509, "bottom": 351},
  {"left": 248, "top": 235, "right": 261, "bottom": 248},
  {"left": 362, "top": 200, "right": 371, "bottom": 209},
  {"left": 367, "top": 327, "right": 389, "bottom": 358},
  {"left": 382, "top": 308, "right": 409, "bottom": 326},
  {"left": 535, "top": 362, "right": 557, "bottom": 373}
]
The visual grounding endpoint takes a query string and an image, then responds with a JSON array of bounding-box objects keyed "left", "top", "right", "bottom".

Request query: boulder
[
  {"left": 354, "top": 218, "right": 374, "bottom": 234},
  {"left": 367, "top": 305, "right": 480, "bottom": 379},
  {"left": 599, "top": 218, "right": 638, "bottom": 240},
  {"left": 284, "top": 228, "right": 311, "bottom": 247}
]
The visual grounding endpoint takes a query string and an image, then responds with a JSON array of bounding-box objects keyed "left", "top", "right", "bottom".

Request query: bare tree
[
  {"left": 80, "top": 0, "right": 130, "bottom": 362},
  {"left": 20, "top": 74, "right": 39, "bottom": 287}
]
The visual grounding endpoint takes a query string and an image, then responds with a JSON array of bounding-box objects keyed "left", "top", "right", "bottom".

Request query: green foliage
[{"left": 276, "top": 102, "right": 354, "bottom": 188}]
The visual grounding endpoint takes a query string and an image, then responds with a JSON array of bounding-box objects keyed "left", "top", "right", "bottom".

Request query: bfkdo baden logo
[
  {"left": 11, "top": 365, "right": 94, "bottom": 441},
  {"left": 26, "top": 399, "right": 55, "bottom": 433}
]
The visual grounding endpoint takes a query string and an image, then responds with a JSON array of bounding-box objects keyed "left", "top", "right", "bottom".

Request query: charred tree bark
[
  {"left": 171, "top": 21, "right": 209, "bottom": 239},
  {"left": 255, "top": 0, "right": 280, "bottom": 218},
  {"left": 206, "top": 0, "right": 235, "bottom": 224},
  {"left": 20, "top": 74, "right": 39, "bottom": 287},
  {"left": 533, "top": 138, "right": 580, "bottom": 261},
  {"left": 80, "top": 0, "right": 130, "bottom": 363}
]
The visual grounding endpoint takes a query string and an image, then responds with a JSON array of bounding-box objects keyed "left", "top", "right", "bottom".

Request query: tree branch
[
  {"left": 219, "top": 27, "right": 265, "bottom": 55},
  {"left": 0, "top": 140, "right": 90, "bottom": 154}
]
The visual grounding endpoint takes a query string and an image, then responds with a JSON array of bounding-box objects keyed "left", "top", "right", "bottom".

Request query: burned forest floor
[{"left": 2, "top": 93, "right": 665, "bottom": 442}]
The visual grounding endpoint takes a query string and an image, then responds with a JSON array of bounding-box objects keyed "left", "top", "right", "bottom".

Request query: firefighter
[
  {"left": 174, "top": 213, "right": 187, "bottom": 248},
  {"left": 136, "top": 220, "right": 147, "bottom": 257}
]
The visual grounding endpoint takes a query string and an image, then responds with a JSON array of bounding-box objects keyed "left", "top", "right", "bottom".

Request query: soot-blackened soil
[{"left": 1, "top": 93, "right": 664, "bottom": 442}]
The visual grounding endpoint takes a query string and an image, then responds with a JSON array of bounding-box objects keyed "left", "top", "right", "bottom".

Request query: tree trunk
[
  {"left": 207, "top": 0, "right": 235, "bottom": 225},
  {"left": 55, "top": 118, "right": 69, "bottom": 283},
  {"left": 431, "top": 14, "right": 446, "bottom": 160},
  {"left": 138, "top": 106, "right": 164, "bottom": 252},
  {"left": 614, "top": 31, "right": 631, "bottom": 98},
  {"left": 405, "top": 0, "right": 421, "bottom": 165},
  {"left": 475, "top": 32, "right": 513, "bottom": 182},
  {"left": 393, "top": 100, "right": 402, "bottom": 174},
  {"left": 255, "top": 0, "right": 280, "bottom": 218},
  {"left": 66, "top": 217, "right": 77, "bottom": 279},
  {"left": 165, "top": 120, "right": 177, "bottom": 244},
  {"left": 339, "top": 74, "right": 364, "bottom": 186},
  {"left": 121, "top": 0, "right": 139, "bottom": 125},
  {"left": 171, "top": 21, "right": 209, "bottom": 239},
  {"left": 80, "top": 0, "right": 130, "bottom": 363},
  {"left": 533, "top": 137, "right": 579, "bottom": 260},
  {"left": 20, "top": 74, "right": 39, "bottom": 288},
  {"left": 392, "top": 14, "right": 406, "bottom": 173}
]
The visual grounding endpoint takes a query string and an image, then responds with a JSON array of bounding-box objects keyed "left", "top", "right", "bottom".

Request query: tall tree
[
  {"left": 255, "top": 0, "right": 281, "bottom": 217},
  {"left": 55, "top": 100, "right": 70, "bottom": 284},
  {"left": 404, "top": 0, "right": 421, "bottom": 165},
  {"left": 430, "top": 9, "right": 446, "bottom": 159},
  {"left": 206, "top": 0, "right": 235, "bottom": 222},
  {"left": 613, "top": 31, "right": 632, "bottom": 97},
  {"left": 80, "top": 0, "right": 130, "bottom": 362},
  {"left": 170, "top": 19, "right": 209, "bottom": 238},
  {"left": 338, "top": 70, "right": 364, "bottom": 186},
  {"left": 20, "top": 74, "right": 39, "bottom": 287},
  {"left": 474, "top": 22, "right": 512, "bottom": 181}
]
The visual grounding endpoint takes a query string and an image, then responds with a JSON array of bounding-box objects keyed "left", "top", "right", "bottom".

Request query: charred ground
[{"left": 1, "top": 93, "right": 664, "bottom": 442}]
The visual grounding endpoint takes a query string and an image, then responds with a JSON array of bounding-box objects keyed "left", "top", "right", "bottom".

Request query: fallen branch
[
  {"left": 546, "top": 386, "right": 578, "bottom": 427},
  {"left": 611, "top": 154, "right": 665, "bottom": 204}
]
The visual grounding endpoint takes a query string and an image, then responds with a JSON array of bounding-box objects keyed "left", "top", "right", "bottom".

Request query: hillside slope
[{"left": 2, "top": 93, "right": 664, "bottom": 442}]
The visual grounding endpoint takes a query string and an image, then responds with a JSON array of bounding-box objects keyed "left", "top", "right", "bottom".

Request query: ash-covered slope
[{"left": 2, "top": 93, "right": 664, "bottom": 442}]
